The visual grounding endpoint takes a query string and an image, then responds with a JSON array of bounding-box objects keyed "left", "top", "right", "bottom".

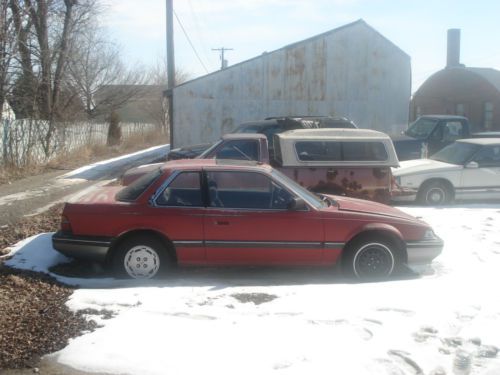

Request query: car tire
[
  {"left": 343, "top": 236, "right": 400, "bottom": 280},
  {"left": 112, "top": 235, "right": 170, "bottom": 279},
  {"left": 418, "top": 181, "right": 452, "bottom": 206}
]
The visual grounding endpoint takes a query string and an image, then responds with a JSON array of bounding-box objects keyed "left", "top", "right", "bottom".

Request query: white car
[{"left": 392, "top": 138, "right": 500, "bottom": 205}]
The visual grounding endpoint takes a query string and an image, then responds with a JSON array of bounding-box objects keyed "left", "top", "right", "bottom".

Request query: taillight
[{"left": 61, "top": 215, "right": 72, "bottom": 232}]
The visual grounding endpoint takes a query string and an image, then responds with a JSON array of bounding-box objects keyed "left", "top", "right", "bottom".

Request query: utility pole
[
  {"left": 212, "top": 47, "right": 233, "bottom": 70},
  {"left": 166, "top": 0, "right": 175, "bottom": 147}
]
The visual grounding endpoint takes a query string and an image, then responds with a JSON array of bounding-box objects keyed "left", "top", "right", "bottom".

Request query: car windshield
[
  {"left": 430, "top": 142, "right": 481, "bottom": 165},
  {"left": 405, "top": 118, "right": 439, "bottom": 139},
  {"left": 197, "top": 139, "right": 223, "bottom": 158},
  {"left": 270, "top": 169, "right": 327, "bottom": 209},
  {"left": 116, "top": 168, "right": 162, "bottom": 201}
]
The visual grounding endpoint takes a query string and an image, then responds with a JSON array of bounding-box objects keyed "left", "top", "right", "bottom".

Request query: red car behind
[{"left": 52, "top": 159, "right": 443, "bottom": 280}]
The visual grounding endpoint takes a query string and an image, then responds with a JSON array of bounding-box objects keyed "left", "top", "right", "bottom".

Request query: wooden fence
[{"left": 1, "top": 120, "right": 158, "bottom": 167}]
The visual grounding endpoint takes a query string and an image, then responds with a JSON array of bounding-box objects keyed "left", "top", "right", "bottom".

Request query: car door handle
[{"left": 215, "top": 220, "right": 230, "bottom": 226}]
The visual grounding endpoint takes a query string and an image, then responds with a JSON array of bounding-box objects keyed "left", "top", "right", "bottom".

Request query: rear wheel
[
  {"left": 343, "top": 236, "right": 400, "bottom": 280},
  {"left": 112, "top": 235, "right": 170, "bottom": 279},
  {"left": 418, "top": 181, "right": 452, "bottom": 206}
]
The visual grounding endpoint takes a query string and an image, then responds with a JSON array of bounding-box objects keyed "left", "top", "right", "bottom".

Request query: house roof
[
  {"left": 174, "top": 19, "right": 409, "bottom": 89},
  {"left": 465, "top": 67, "right": 500, "bottom": 93}
]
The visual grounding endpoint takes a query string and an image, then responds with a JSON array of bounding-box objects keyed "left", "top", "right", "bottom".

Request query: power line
[
  {"left": 212, "top": 47, "right": 233, "bottom": 70},
  {"left": 173, "top": 10, "right": 209, "bottom": 74},
  {"left": 187, "top": 0, "right": 217, "bottom": 70}
]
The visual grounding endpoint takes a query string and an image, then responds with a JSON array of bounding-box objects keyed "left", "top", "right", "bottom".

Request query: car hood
[
  {"left": 390, "top": 135, "right": 424, "bottom": 160},
  {"left": 393, "top": 159, "right": 461, "bottom": 177},
  {"left": 328, "top": 195, "right": 418, "bottom": 221}
]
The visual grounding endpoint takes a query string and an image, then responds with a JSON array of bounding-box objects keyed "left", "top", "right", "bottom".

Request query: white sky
[{"left": 104, "top": 0, "right": 500, "bottom": 92}]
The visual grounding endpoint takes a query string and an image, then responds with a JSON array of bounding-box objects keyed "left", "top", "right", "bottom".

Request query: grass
[{"left": 0, "top": 128, "right": 167, "bottom": 185}]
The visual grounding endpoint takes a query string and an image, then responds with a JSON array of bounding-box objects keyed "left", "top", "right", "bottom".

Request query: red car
[{"left": 52, "top": 160, "right": 443, "bottom": 280}]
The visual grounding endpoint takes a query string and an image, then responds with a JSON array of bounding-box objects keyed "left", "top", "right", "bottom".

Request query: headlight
[{"left": 423, "top": 229, "right": 437, "bottom": 240}]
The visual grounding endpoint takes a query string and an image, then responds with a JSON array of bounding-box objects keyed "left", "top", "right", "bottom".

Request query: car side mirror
[
  {"left": 287, "top": 197, "right": 307, "bottom": 211},
  {"left": 465, "top": 161, "right": 479, "bottom": 169}
]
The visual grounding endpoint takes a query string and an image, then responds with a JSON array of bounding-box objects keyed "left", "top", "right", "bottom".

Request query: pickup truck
[
  {"left": 392, "top": 115, "right": 500, "bottom": 161},
  {"left": 122, "top": 129, "right": 399, "bottom": 203},
  {"left": 167, "top": 116, "right": 357, "bottom": 160}
]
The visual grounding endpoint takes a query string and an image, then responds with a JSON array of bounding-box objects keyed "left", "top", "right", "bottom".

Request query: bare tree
[
  {"left": 7, "top": 0, "right": 103, "bottom": 155},
  {"left": 143, "top": 58, "right": 189, "bottom": 133},
  {"left": 65, "top": 21, "right": 147, "bottom": 121},
  {"left": 0, "top": 0, "right": 15, "bottom": 121}
]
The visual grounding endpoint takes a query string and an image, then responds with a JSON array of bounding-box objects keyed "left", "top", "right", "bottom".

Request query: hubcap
[
  {"left": 426, "top": 187, "right": 445, "bottom": 204},
  {"left": 353, "top": 243, "right": 394, "bottom": 279},
  {"left": 123, "top": 245, "right": 160, "bottom": 279}
]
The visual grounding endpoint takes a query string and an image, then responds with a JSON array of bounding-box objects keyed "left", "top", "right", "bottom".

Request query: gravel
[{"left": 0, "top": 205, "right": 97, "bottom": 370}]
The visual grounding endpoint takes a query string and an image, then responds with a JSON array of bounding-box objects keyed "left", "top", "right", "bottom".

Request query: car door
[
  {"left": 429, "top": 120, "right": 465, "bottom": 155},
  {"left": 150, "top": 171, "right": 206, "bottom": 265},
  {"left": 203, "top": 169, "right": 324, "bottom": 265},
  {"left": 460, "top": 145, "right": 500, "bottom": 200}
]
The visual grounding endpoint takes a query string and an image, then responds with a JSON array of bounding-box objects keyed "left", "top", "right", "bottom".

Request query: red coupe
[{"left": 52, "top": 160, "right": 443, "bottom": 280}]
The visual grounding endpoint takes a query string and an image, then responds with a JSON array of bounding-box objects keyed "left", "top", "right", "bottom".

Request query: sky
[{"left": 104, "top": 0, "right": 500, "bottom": 93}]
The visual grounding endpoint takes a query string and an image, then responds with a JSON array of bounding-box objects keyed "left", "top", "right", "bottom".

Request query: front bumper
[
  {"left": 405, "top": 237, "right": 444, "bottom": 266},
  {"left": 52, "top": 231, "right": 112, "bottom": 262}
]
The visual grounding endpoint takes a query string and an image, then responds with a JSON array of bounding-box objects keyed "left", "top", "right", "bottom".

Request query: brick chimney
[{"left": 447, "top": 29, "right": 462, "bottom": 68}]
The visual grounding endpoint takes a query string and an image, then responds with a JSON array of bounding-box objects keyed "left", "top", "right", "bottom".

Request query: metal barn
[{"left": 172, "top": 19, "right": 411, "bottom": 147}]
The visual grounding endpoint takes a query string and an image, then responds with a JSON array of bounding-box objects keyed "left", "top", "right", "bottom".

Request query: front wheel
[
  {"left": 418, "top": 181, "right": 452, "bottom": 206},
  {"left": 112, "top": 235, "right": 169, "bottom": 279},
  {"left": 343, "top": 237, "right": 400, "bottom": 280}
]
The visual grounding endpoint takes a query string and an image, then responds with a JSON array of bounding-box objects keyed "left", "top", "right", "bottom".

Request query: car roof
[
  {"left": 161, "top": 158, "right": 273, "bottom": 172},
  {"left": 419, "top": 115, "right": 468, "bottom": 120},
  {"left": 457, "top": 138, "right": 500, "bottom": 146},
  {"left": 222, "top": 133, "right": 267, "bottom": 140},
  {"left": 277, "top": 128, "right": 390, "bottom": 140}
]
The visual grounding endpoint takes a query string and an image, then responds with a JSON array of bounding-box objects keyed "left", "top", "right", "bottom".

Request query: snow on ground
[
  {"left": 62, "top": 144, "right": 169, "bottom": 181},
  {"left": 0, "top": 144, "right": 169, "bottom": 208},
  {"left": 5, "top": 204, "right": 500, "bottom": 375}
]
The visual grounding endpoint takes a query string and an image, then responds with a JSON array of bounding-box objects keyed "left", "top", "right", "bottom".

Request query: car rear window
[{"left": 116, "top": 168, "right": 162, "bottom": 202}]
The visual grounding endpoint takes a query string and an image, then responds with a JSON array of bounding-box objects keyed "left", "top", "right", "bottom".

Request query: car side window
[
  {"left": 156, "top": 172, "right": 203, "bottom": 207},
  {"left": 443, "top": 121, "right": 464, "bottom": 142},
  {"left": 206, "top": 171, "right": 293, "bottom": 209},
  {"left": 472, "top": 146, "right": 500, "bottom": 167}
]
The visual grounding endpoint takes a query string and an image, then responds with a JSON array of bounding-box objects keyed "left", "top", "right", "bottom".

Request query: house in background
[
  {"left": 411, "top": 29, "right": 500, "bottom": 131},
  {"left": 172, "top": 19, "right": 411, "bottom": 147},
  {"left": 95, "top": 85, "right": 166, "bottom": 126}
]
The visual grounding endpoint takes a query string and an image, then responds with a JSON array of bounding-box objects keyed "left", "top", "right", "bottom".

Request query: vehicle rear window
[
  {"left": 116, "top": 168, "right": 162, "bottom": 202},
  {"left": 342, "top": 142, "right": 388, "bottom": 161},
  {"left": 296, "top": 141, "right": 341, "bottom": 161},
  {"left": 215, "top": 140, "right": 259, "bottom": 161},
  {"left": 295, "top": 141, "right": 387, "bottom": 162}
]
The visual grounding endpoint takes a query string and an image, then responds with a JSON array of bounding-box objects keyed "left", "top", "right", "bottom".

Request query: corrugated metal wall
[{"left": 173, "top": 20, "right": 411, "bottom": 147}]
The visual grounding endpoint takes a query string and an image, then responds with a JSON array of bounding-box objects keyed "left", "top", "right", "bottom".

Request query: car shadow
[{"left": 4, "top": 232, "right": 421, "bottom": 290}]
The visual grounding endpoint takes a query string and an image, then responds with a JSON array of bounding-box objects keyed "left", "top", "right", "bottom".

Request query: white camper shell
[{"left": 274, "top": 128, "right": 400, "bottom": 168}]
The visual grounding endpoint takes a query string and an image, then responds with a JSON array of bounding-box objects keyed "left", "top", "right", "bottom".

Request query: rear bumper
[
  {"left": 52, "top": 231, "right": 112, "bottom": 262},
  {"left": 405, "top": 237, "right": 444, "bottom": 266},
  {"left": 391, "top": 187, "right": 418, "bottom": 202}
]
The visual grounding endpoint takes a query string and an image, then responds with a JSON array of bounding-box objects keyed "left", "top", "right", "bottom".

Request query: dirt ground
[
  {"left": 0, "top": 139, "right": 167, "bottom": 373},
  {"left": 0, "top": 206, "right": 99, "bottom": 372}
]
